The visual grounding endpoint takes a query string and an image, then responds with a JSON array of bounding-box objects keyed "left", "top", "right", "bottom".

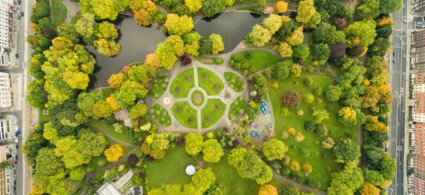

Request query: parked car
[{"left": 15, "top": 53, "right": 18, "bottom": 58}]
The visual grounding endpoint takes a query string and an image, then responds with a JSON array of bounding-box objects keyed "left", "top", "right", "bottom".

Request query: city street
[{"left": 389, "top": 0, "right": 409, "bottom": 194}]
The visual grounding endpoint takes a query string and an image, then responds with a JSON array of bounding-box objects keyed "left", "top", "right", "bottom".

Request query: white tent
[{"left": 185, "top": 165, "right": 196, "bottom": 176}]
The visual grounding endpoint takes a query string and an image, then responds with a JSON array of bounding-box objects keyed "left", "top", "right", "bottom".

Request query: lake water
[{"left": 89, "top": 12, "right": 265, "bottom": 89}]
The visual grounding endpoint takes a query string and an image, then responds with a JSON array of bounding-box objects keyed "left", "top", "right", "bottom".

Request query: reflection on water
[
  {"left": 89, "top": 12, "right": 265, "bottom": 89},
  {"left": 195, "top": 12, "right": 265, "bottom": 53},
  {"left": 88, "top": 17, "right": 166, "bottom": 89}
]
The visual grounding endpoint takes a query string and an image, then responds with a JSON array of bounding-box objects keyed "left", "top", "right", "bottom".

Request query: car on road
[
  {"left": 15, "top": 53, "right": 18, "bottom": 58},
  {"left": 18, "top": 0, "right": 21, "bottom": 5}
]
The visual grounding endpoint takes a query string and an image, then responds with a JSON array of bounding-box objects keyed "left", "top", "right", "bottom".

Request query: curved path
[
  {"left": 272, "top": 171, "right": 326, "bottom": 195},
  {"left": 83, "top": 124, "right": 136, "bottom": 148}
]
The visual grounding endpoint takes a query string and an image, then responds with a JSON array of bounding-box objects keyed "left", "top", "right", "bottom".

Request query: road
[{"left": 389, "top": 0, "right": 409, "bottom": 194}]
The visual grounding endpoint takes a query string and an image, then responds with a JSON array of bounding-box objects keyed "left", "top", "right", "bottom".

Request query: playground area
[{"left": 247, "top": 100, "right": 274, "bottom": 146}]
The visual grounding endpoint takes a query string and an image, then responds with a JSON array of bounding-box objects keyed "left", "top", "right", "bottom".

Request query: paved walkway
[{"left": 61, "top": 0, "right": 79, "bottom": 23}]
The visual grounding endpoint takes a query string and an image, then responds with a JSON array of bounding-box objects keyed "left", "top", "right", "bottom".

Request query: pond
[
  {"left": 195, "top": 12, "right": 265, "bottom": 53},
  {"left": 89, "top": 12, "right": 265, "bottom": 89},
  {"left": 88, "top": 17, "right": 166, "bottom": 89}
]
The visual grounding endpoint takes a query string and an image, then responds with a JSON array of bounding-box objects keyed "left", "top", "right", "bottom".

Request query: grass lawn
[
  {"left": 201, "top": 98, "right": 226, "bottom": 128},
  {"left": 171, "top": 102, "right": 198, "bottom": 129},
  {"left": 235, "top": 0, "right": 281, "bottom": 4},
  {"left": 149, "top": 77, "right": 169, "bottom": 99},
  {"left": 150, "top": 104, "right": 172, "bottom": 127},
  {"left": 170, "top": 69, "right": 195, "bottom": 98},
  {"left": 229, "top": 96, "right": 246, "bottom": 120},
  {"left": 85, "top": 120, "right": 132, "bottom": 143},
  {"left": 191, "top": 90, "right": 204, "bottom": 106},
  {"left": 198, "top": 68, "right": 224, "bottom": 95},
  {"left": 99, "top": 87, "right": 113, "bottom": 97},
  {"left": 208, "top": 154, "right": 260, "bottom": 195},
  {"left": 145, "top": 145, "right": 196, "bottom": 188},
  {"left": 267, "top": 74, "right": 358, "bottom": 189},
  {"left": 230, "top": 50, "right": 280, "bottom": 74},
  {"left": 224, "top": 72, "right": 245, "bottom": 92},
  {"left": 51, "top": 0, "right": 67, "bottom": 27},
  {"left": 39, "top": 108, "right": 50, "bottom": 122}
]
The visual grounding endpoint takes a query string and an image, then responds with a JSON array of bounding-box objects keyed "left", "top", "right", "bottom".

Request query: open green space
[
  {"left": 149, "top": 77, "right": 169, "bottom": 99},
  {"left": 224, "top": 72, "right": 245, "bottom": 92},
  {"left": 51, "top": 0, "right": 67, "bottom": 27},
  {"left": 229, "top": 96, "right": 246, "bottom": 120},
  {"left": 267, "top": 74, "right": 358, "bottom": 189},
  {"left": 150, "top": 104, "right": 172, "bottom": 127},
  {"left": 170, "top": 69, "right": 195, "bottom": 98},
  {"left": 208, "top": 155, "right": 260, "bottom": 195},
  {"left": 230, "top": 50, "right": 280, "bottom": 75},
  {"left": 201, "top": 98, "right": 226, "bottom": 128},
  {"left": 171, "top": 101, "right": 198, "bottom": 129},
  {"left": 198, "top": 68, "right": 224, "bottom": 95},
  {"left": 85, "top": 120, "right": 132, "bottom": 143},
  {"left": 145, "top": 146, "right": 196, "bottom": 188},
  {"left": 191, "top": 90, "right": 205, "bottom": 107}
]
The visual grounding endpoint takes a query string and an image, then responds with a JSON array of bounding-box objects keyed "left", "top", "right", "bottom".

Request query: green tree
[
  {"left": 191, "top": 168, "right": 216, "bottom": 193},
  {"left": 75, "top": 13, "right": 95, "bottom": 39},
  {"left": 185, "top": 0, "right": 203, "bottom": 13},
  {"left": 344, "top": 20, "right": 377, "bottom": 48},
  {"left": 164, "top": 14, "right": 194, "bottom": 35},
  {"left": 377, "top": 153, "right": 396, "bottom": 180},
  {"left": 69, "top": 166, "right": 86, "bottom": 182},
  {"left": 33, "top": 148, "right": 65, "bottom": 189},
  {"left": 202, "top": 139, "right": 224, "bottom": 163},
  {"left": 27, "top": 79, "right": 48, "bottom": 108},
  {"left": 202, "top": 0, "right": 225, "bottom": 17},
  {"left": 312, "top": 109, "right": 329, "bottom": 123},
  {"left": 262, "top": 14, "right": 282, "bottom": 34},
  {"left": 379, "top": 0, "right": 402, "bottom": 14},
  {"left": 90, "top": 0, "right": 125, "bottom": 20},
  {"left": 22, "top": 124, "right": 48, "bottom": 161},
  {"left": 58, "top": 23, "right": 80, "bottom": 42},
  {"left": 228, "top": 148, "right": 272, "bottom": 184},
  {"left": 355, "top": 0, "right": 380, "bottom": 20},
  {"left": 141, "top": 133, "right": 170, "bottom": 159},
  {"left": 183, "top": 31, "right": 202, "bottom": 56},
  {"left": 333, "top": 138, "right": 360, "bottom": 163},
  {"left": 155, "top": 42, "right": 178, "bottom": 69},
  {"left": 363, "top": 169, "right": 385, "bottom": 188},
  {"left": 338, "top": 107, "right": 366, "bottom": 127},
  {"left": 311, "top": 43, "right": 330, "bottom": 66},
  {"left": 129, "top": 103, "right": 148, "bottom": 120},
  {"left": 185, "top": 133, "right": 204, "bottom": 156},
  {"left": 325, "top": 85, "right": 342, "bottom": 102},
  {"left": 262, "top": 139, "right": 287, "bottom": 161},
  {"left": 328, "top": 163, "right": 364, "bottom": 195},
  {"left": 272, "top": 60, "right": 293, "bottom": 80},
  {"left": 293, "top": 44, "right": 310, "bottom": 60},
  {"left": 312, "top": 22, "right": 345, "bottom": 44},
  {"left": 304, "top": 93, "right": 314, "bottom": 103},
  {"left": 277, "top": 42, "right": 293, "bottom": 57},
  {"left": 296, "top": 0, "right": 316, "bottom": 24},
  {"left": 246, "top": 24, "right": 272, "bottom": 47},
  {"left": 210, "top": 33, "right": 224, "bottom": 54}
]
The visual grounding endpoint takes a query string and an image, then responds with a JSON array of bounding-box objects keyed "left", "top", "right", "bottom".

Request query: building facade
[
  {"left": 413, "top": 0, "right": 425, "bottom": 13},
  {"left": 0, "top": 72, "right": 11, "bottom": 108}
]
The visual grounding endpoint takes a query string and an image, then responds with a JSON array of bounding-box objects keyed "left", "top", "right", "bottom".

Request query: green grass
[
  {"left": 99, "top": 87, "right": 113, "bottom": 97},
  {"left": 170, "top": 69, "right": 195, "bottom": 98},
  {"left": 229, "top": 96, "right": 246, "bottom": 120},
  {"left": 149, "top": 77, "right": 169, "bottom": 99},
  {"left": 39, "top": 108, "right": 50, "bottom": 122},
  {"left": 201, "top": 99, "right": 226, "bottom": 128},
  {"left": 304, "top": 34, "right": 313, "bottom": 66},
  {"left": 51, "top": 0, "right": 67, "bottom": 27},
  {"left": 191, "top": 90, "right": 204, "bottom": 106},
  {"left": 230, "top": 50, "right": 280, "bottom": 75},
  {"left": 198, "top": 68, "right": 224, "bottom": 95},
  {"left": 235, "top": 0, "right": 281, "bottom": 4},
  {"left": 171, "top": 102, "right": 198, "bottom": 129},
  {"left": 85, "top": 120, "right": 132, "bottom": 143},
  {"left": 267, "top": 74, "right": 358, "bottom": 190},
  {"left": 145, "top": 145, "right": 196, "bottom": 188},
  {"left": 150, "top": 104, "right": 172, "bottom": 127},
  {"left": 208, "top": 155, "right": 260, "bottom": 195},
  {"left": 224, "top": 72, "right": 245, "bottom": 92}
]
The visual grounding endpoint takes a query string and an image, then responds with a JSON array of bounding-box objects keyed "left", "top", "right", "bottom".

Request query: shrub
[
  {"left": 322, "top": 137, "right": 335, "bottom": 149},
  {"left": 289, "top": 160, "right": 300, "bottom": 171},
  {"left": 281, "top": 107, "right": 290, "bottom": 116},
  {"left": 272, "top": 82, "right": 279, "bottom": 89},
  {"left": 288, "top": 128, "right": 296, "bottom": 136},
  {"left": 304, "top": 94, "right": 314, "bottom": 103},
  {"left": 295, "top": 132, "right": 305, "bottom": 142},
  {"left": 281, "top": 91, "right": 301, "bottom": 109},
  {"left": 303, "top": 77, "right": 313, "bottom": 87},
  {"left": 213, "top": 57, "right": 224, "bottom": 64},
  {"left": 304, "top": 121, "right": 315, "bottom": 131},
  {"left": 281, "top": 131, "right": 289, "bottom": 139},
  {"left": 282, "top": 156, "right": 291, "bottom": 166},
  {"left": 297, "top": 109, "right": 304, "bottom": 116},
  {"left": 300, "top": 148, "right": 310, "bottom": 157},
  {"left": 302, "top": 163, "right": 313, "bottom": 174},
  {"left": 315, "top": 124, "right": 328, "bottom": 137}
]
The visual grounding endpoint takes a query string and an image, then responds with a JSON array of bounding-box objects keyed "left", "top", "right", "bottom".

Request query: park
[{"left": 24, "top": 0, "right": 399, "bottom": 194}]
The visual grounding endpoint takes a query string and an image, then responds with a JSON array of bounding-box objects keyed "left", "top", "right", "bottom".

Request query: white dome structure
[{"left": 185, "top": 165, "right": 196, "bottom": 176}]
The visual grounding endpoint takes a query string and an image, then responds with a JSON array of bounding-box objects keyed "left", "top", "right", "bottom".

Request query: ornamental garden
[{"left": 25, "top": 0, "right": 399, "bottom": 194}]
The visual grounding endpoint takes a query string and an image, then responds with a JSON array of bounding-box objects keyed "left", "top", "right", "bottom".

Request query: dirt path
[{"left": 272, "top": 171, "right": 327, "bottom": 195}]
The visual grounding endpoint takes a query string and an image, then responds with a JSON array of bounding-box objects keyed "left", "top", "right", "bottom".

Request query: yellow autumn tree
[
  {"left": 145, "top": 53, "right": 162, "bottom": 68},
  {"left": 108, "top": 73, "right": 125, "bottom": 88},
  {"left": 30, "top": 183, "right": 46, "bottom": 195},
  {"left": 289, "top": 160, "right": 300, "bottom": 171},
  {"left": 286, "top": 28, "right": 304, "bottom": 46},
  {"left": 302, "top": 163, "right": 313, "bottom": 174},
  {"left": 185, "top": 0, "right": 203, "bottom": 13},
  {"left": 277, "top": 42, "right": 293, "bottom": 57},
  {"left": 377, "top": 17, "right": 393, "bottom": 26},
  {"left": 258, "top": 184, "right": 278, "bottom": 195},
  {"left": 104, "top": 144, "right": 124, "bottom": 162},
  {"left": 106, "top": 93, "right": 121, "bottom": 111},
  {"left": 275, "top": 1, "right": 288, "bottom": 14},
  {"left": 134, "top": 9, "right": 151, "bottom": 26},
  {"left": 360, "top": 182, "right": 380, "bottom": 195}
]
